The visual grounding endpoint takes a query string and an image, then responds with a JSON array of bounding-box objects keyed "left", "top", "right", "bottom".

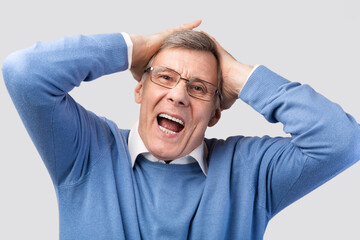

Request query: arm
[
  {"left": 2, "top": 20, "right": 202, "bottom": 186},
  {"left": 210, "top": 34, "right": 360, "bottom": 217},
  {"left": 2, "top": 33, "right": 130, "bottom": 185},
  {"left": 240, "top": 66, "right": 360, "bottom": 217}
]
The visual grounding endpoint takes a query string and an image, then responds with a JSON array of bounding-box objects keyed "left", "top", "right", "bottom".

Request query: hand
[
  {"left": 130, "top": 20, "right": 202, "bottom": 81},
  {"left": 203, "top": 32, "right": 254, "bottom": 110}
]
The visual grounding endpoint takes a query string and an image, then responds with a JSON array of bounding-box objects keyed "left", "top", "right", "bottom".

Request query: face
[{"left": 134, "top": 48, "right": 221, "bottom": 160}]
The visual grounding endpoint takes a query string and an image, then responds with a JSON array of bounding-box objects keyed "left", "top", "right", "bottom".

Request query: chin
[
  {"left": 150, "top": 144, "right": 182, "bottom": 161},
  {"left": 150, "top": 151, "right": 181, "bottom": 160}
]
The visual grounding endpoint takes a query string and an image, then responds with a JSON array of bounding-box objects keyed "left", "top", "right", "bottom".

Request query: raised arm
[
  {"left": 2, "top": 33, "right": 130, "bottom": 185},
  {"left": 209, "top": 33, "right": 360, "bottom": 217},
  {"left": 2, "top": 20, "right": 201, "bottom": 186}
]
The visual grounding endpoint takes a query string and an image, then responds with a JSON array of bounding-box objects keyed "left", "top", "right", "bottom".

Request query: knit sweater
[{"left": 3, "top": 33, "right": 360, "bottom": 240}]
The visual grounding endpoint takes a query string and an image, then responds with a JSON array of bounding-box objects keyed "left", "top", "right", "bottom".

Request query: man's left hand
[{"left": 203, "top": 32, "right": 254, "bottom": 110}]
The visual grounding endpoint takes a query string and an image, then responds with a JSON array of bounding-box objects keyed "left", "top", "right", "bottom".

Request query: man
[{"left": 3, "top": 20, "right": 360, "bottom": 239}]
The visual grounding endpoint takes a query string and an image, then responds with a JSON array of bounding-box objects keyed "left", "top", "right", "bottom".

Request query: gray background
[{"left": 1, "top": 0, "right": 359, "bottom": 239}]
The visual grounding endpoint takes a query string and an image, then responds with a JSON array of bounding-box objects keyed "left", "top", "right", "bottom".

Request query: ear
[
  {"left": 208, "top": 106, "right": 221, "bottom": 127},
  {"left": 134, "top": 81, "right": 144, "bottom": 104}
]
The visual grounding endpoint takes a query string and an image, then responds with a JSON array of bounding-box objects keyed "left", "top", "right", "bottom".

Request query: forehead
[{"left": 152, "top": 48, "right": 218, "bottom": 84}]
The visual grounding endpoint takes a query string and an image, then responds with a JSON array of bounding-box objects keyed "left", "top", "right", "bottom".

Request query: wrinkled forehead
[{"left": 151, "top": 47, "right": 219, "bottom": 85}]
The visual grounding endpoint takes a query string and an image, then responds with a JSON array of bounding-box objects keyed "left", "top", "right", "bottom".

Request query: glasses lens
[
  {"left": 151, "top": 67, "right": 179, "bottom": 88},
  {"left": 188, "top": 79, "right": 216, "bottom": 101}
]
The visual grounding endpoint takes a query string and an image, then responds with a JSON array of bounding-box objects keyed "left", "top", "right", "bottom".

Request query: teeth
[
  {"left": 158, "top": 113, "right": 184, "bottom": 126},
  {"left": 159, "top": 125, "right": 176, "bottom": 134}
]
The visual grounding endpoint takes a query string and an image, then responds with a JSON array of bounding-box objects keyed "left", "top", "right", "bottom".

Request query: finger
[
  {"left": 177, "top": 20, "right": 202, "bottom": 30},
  {"left": 200, "top": 31, "right": 224, "bottom": 51},
  {"left": 164, "top": 20, "right": 202, "bottom": 34},
  {"left": 200, "top": 30, "right": 214, "bottom": 40},
  {"left": 200, "top": 31, "right": 216, "bottom": 42},
  {"left": 201, "top": 30, "right": 235, "bottom": 61}
]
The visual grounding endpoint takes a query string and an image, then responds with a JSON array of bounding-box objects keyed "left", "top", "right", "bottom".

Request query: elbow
[
  {"left": 2, "top": 49, "right": 37, "bottom": 95},
  {"left": 331, "top": 120, "right": 360, "bottom": 168},
  {"left": 344, "top": 126, "right": 360, "bottom": 165},
  {"left": 3, "top": 50, "right": 29, "bottom": 83}
]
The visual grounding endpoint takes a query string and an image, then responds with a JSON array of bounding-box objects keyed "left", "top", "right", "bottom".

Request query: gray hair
[{"left": 143, "top": 30, "right": 222, "bottom": 102}]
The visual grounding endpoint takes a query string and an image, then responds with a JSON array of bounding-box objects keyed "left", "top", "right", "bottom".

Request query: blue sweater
[{"left": 2, "top": 33, "right": 360, "bottom": 240}]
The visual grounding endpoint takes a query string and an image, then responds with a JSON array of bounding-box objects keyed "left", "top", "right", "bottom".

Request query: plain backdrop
[{"left": 1, "top": 0, "right": 359, "bottom": 239}]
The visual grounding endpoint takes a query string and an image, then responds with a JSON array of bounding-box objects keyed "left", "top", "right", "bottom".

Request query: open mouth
[{"left": 157, "top": 113, "right": 185, "bottom": 135}]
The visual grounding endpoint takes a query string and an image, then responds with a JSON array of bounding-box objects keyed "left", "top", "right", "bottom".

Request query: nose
[{"left": 166, "top": 79, "right": 190, "bottom": 106}]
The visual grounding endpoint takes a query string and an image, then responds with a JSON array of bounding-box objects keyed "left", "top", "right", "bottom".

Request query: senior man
[{"left": 3, "top": 20, "right": 360, "bottom": 240}]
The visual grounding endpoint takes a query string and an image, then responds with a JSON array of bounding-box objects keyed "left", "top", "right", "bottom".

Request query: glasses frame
[{"left": 144, "top": 66, "right": 221, "bottom": 102}]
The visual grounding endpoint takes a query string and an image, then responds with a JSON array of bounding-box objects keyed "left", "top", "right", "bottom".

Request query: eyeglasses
[{"left": 145, "top": 66, "right": 221, "bottom": 102}]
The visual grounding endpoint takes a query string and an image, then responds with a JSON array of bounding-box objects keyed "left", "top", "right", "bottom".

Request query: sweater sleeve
[
  {"left": 2, "top": 33, "right": 129, "bottom": 186},
  {"left": 239, "top": 66, "right": 360, "bottom": 218}
]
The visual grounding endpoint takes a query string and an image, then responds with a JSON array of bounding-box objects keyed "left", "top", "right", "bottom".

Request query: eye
[
  {"left": 160, "top": 74, "right": 172, "bottom": 81},
  {"left": 153, "top": 70, "right": 176, "bottom": 83},
  {"left": 189, "top": 81, "right": 207, "bottom": 94},
  {"left": 193, "top": 85, "right": 204, "bottom": 92}
]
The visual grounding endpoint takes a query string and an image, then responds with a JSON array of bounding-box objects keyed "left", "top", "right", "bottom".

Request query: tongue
[{"left": 158, "top": 117, "right": 184, "bottom": 133}]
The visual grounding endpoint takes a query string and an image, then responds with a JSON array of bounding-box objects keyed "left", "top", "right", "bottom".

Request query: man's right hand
[{"left": 130, "top": 20, "right": 202, "bottom": 81}]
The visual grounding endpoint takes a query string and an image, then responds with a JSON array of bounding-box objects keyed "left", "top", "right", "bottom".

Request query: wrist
[
  {"left": 237, "top": 63, "right": 254, "bottom": 91},
  {"left": 229, "top": 62, "right": 253, "bottom": 96},
  {"left": 129, "top": 34, "right": 145, "bottom": 68}
]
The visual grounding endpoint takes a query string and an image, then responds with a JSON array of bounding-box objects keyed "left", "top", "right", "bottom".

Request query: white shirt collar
[{"left": 128, "top": 121, "right": 208, "bottom": 176}]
